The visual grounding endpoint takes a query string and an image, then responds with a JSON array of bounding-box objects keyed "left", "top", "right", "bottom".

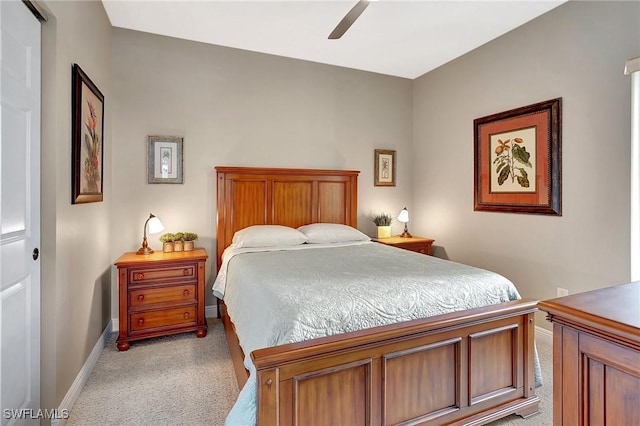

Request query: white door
[{"left": 0, "top": 1, "right": 41, "bottom": 424}]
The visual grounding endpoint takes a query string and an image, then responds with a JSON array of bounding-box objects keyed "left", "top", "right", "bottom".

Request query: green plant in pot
[
  {"left": 173, "top": 232, "right": 185, "bottom": 252},
  {"left": 159, "top": 233, "right": 175, "bottom": 253},
  {"left": 182, "top": 232, "right": 198, "bottom": 252},
  {"left": 372, "top": 213, "right": 393, "bottom": 239}
]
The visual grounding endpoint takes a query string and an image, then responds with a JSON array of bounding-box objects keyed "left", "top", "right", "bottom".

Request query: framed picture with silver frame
[{"left": 147, "top": 135, "right": 183, "bottom": 184}]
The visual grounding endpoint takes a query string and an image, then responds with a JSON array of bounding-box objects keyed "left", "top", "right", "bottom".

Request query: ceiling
[{"left": 102, "top": 0, "right": 567, "bottom": 80}]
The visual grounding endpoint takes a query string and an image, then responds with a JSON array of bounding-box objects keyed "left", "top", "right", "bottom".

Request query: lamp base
[
  {"left": 399, "top": 231, "right": 413, "bottom": 238},
  {"left": 136, "top": 247, "right": 154, "bottom": 255}
]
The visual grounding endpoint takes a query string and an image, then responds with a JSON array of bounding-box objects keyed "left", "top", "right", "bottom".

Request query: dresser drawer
[
  {"left": 129, "top": 264, "right": 196, "bottom": 285},
  {"left": 129, "top": 284, "right": 196, "bottom": 307},
  {"left": 130, "top": 306, "right": 196, "bottom": 332}
]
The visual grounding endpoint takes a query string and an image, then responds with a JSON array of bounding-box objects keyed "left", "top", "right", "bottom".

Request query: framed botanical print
[
  {"left": 72, "top": 64, "right": 104, "bottom": 204},
  {"left": 474, "top": 98, "right": 562, "bottom": 215}
]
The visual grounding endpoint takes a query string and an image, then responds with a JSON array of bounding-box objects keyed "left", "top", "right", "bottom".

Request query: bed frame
[{"left": 216, "top": 166, "right": 539, "bottom": 426}]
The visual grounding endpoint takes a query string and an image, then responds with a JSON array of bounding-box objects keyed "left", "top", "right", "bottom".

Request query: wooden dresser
[
  {"left": 115, "top": 248, "right": 208, "bottom": 351},
  {"left": 374, "top": 236, "right": 434, "bottom": 255},
  {"left": 538, "top": 281, "right": 640, "bottom": 425}
]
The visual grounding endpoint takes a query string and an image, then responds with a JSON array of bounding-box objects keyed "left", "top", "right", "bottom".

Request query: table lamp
[
  {"left": 397, "top": 207, "right": 412, "bottom": 238},
  {"left": 136, "top": 213, "right": 165, "bottom": 255}
]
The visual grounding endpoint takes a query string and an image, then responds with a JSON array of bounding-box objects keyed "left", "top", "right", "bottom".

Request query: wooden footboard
[{"left": 245, "top": 299, "right": 539, "bottom": 426}]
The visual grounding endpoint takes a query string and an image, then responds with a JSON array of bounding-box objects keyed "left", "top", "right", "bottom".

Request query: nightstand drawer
[
  {"left": 396, "top": 242, "right": 431, "bottom": 255},
  {"left": 129, "top": 265, "right": 196, "bottom": 285},
  {"left": 130, "top": 306, "right": 196, "bottom": 332},
  {"left": 375, "top": 236, "right": 434, "bottom": 256},
  {"left": 129, "top": 284, "right": 196, "bottom": 307}
]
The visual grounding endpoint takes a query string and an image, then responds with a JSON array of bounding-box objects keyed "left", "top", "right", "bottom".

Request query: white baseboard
[
  {"left": 535, "top": 325, "right": 553, "bottom": 344},
  {"left": 205, "top": 304, "right": 217, "bottom": 318},
  {"left": 52, "top": 320, "right": 113, "bottom": 426}
]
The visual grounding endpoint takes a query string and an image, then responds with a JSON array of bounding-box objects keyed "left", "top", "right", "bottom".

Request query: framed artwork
[
  {"left": 147, "top": 135, "right": 184, "bottom": 184},
  {"left": 374, "top": 149, "right": 396, "bottom": 186},
  {"left": 72, "top": 64, "right": 104, "bottom": 204},
  {"left": 474, "top": 98, "right": 562, "bottom": 215}
]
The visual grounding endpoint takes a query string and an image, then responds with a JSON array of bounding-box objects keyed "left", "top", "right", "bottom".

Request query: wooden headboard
[{"left": 215, "top": 166, "right": 360, "bottom": 268}]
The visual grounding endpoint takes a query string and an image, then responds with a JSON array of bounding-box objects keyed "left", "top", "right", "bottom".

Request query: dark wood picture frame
[
  {"left": 147, "top": 135, "right": 184, "bottom": 184},
  {"left": 72, "top": 64, "right": 104, "bottom": 204},
  {"left": 474, "top": 98, "right": 561, "bottom": 215},
  {"left": 374, "top": 149, "right": 396, "bottom": 186}
]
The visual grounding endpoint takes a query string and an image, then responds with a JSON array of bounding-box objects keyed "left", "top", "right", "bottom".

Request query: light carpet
[
  {"left": 67, "top": 319, "right": 238, "bottom": 426},
  {"left": 67, "top": 319, "right": 552, "bottom": 425}
]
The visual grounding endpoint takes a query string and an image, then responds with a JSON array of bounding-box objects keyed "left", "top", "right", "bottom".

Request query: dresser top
[
  {"left": 539, "top": 281, "right": 640, "bottom": 341},
  {"left": 115, "top": 247, "right": 208, "bottom": 266}
]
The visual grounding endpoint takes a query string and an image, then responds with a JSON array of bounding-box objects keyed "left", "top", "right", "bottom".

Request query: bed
[{"left": 215, "top": 166, "right": 540, "bottom": 426}]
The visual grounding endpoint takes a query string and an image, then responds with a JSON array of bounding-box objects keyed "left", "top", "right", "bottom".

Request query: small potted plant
[
  {"left": 182, "top": 232, "right": 198, "bottom": 252},
  {"left": 372, "top": 213, "right": 393, "bottom": 239},
  {"left": 159, "top": 233, "right": 175, "bottom": 253},
  {"left": 173, "top": 232, "right": 185, "bottom": 252}
]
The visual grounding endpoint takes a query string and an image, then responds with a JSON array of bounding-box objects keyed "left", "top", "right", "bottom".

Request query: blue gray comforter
[{"left": 214, "top": 242, "right": 540, "bottom": 425}]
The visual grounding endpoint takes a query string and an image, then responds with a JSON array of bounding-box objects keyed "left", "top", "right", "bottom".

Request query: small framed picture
[
  {"left": 374, "top": 149, "right": 396, "bottom": 186},
  {"left": 147, "top": 135, "right": 183, "bottom": 184}
]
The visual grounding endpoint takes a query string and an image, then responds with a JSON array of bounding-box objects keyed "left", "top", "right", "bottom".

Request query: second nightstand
[{"left": 374, "top": 236, "right": 435, "bottom": 255}]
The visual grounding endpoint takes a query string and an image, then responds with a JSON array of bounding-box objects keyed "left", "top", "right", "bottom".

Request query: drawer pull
[
  {"left": 137, "top": 295, "right": 145, "bottom": 302},
  {"left": 183, "top": 269, "right": 190, "bottom": 276},
  {"left": 134, "top": 273, "right": 144, "bottom": 281},
  {"left": 138, "top": 318, "right": 144, "bottom": 326},
  {"left": 183, "top": 312, "right": 190, "bottom": 319},
  {"left": 183, "top": 289, "right": 189, "bottom": 297}
]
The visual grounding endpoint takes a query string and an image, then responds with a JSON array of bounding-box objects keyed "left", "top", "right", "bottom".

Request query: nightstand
[
  {"left": 114, "top": 248, "right": 208, "bottom": 351},
  {"left": 375, "top": 236, "right": 435, "bottom": 255}
]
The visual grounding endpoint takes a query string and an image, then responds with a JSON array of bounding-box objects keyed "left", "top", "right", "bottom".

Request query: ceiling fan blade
[{"left": 328, "top": 1, "right": 370, "bottom": 40}]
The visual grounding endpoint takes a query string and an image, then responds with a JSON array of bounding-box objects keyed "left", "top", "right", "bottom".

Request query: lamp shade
[
  {"left": 147, "top": 216, "right": 165, "bottom": 234},
  {"left": 397, "top": 207, "right": 409, "bottom": 223},
  {"left": 398, "top": 207, "right": 412, "bottom": 238}
]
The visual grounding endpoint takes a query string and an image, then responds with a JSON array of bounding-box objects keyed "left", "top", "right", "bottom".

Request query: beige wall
[
  {"left": 412, "top": 0, "right": 640, "bottom": 328},
  {"left": 110, "top": 29, "right": 414, "bottom": 312},
  {"left": 39, "top": 0, "right": 112, "bottom": 412}
]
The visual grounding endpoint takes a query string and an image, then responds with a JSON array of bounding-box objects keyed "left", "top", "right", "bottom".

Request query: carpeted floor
[
  {"left": 67, "top": 318, "right": 553, "bottom": 426},
  {"left": 67, "top": 319, "right": 239, "bottom": 426}
]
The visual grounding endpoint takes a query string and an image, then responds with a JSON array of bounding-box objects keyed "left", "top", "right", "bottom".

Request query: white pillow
[
  {"left": 232, "top": 225, "right": 308, "bottom": 248},
  {"left": 297, "top": 223, "right": 370, "bottom": 244}
]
